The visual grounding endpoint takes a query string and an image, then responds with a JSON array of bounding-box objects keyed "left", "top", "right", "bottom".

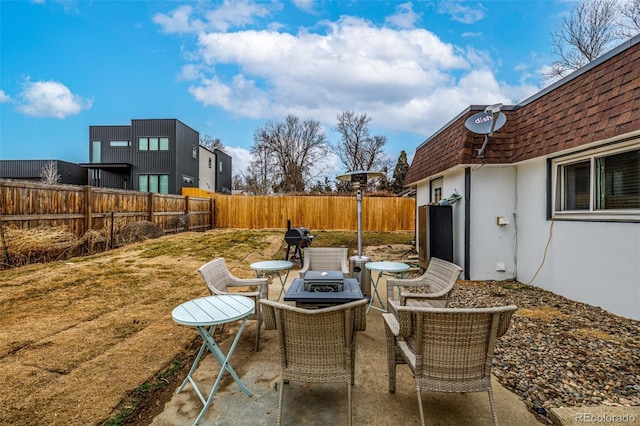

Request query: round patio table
[
  {"left": 172, "top": 294, "right": 255, "bottom": 425},
  {"left": 365, "top": 261, "right": 410, "bottom": 314},
  {"left": 250, "top": 260, "right": 293, "bottom": 301}
]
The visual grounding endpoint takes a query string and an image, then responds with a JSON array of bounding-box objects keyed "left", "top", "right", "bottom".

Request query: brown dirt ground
[{"left": 1, "top": 230, "right": 414, "bottom": 426}]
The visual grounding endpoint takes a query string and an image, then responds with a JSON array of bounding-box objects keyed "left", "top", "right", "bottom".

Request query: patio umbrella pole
[{"left": 357, "top": 188, "right": 363, "bottom": 257}]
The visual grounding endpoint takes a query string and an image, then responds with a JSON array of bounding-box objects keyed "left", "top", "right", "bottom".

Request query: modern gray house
[
  {"left": 1, "top": 119, "right": 232, "bottom": 196},
  {"left": 82, "top": 119, "right": 201, "bottom": 195},
  {"left": 0, "top": 159, "right": 88, "bottom": 185}
]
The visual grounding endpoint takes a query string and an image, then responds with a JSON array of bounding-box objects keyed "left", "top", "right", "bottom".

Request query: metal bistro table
[
  {"left": 172, "top": 294, "right": 255, "bottom": 425},
  {"left": 365, "top": 261, "right": 410, "bottom": 314},
  {"left": 250, "top": 260, "right": 293, "bottom": 301}
]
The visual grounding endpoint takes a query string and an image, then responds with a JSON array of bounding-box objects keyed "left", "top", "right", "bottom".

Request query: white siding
[
  {"left": 198, "top": 147, "right": 216, "bottom": 192},
  {"left": 516, "top": 158, "right": 640, "bottom": 320},
  {"left": 415, "top": 158, "right": 640, "bottom": 320},
  {"left": 469, "top": 166, "right": 517, "bottom": 280}
]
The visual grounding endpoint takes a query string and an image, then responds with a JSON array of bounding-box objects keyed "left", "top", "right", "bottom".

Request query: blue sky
[{"left": 1, "top": 0, "right": 572, "bottom": 178}]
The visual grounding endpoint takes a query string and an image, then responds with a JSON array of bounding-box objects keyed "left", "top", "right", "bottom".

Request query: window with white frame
[
  {"left": 431, "top": 177, "right": 443, "bottom": 204},
  {"left": 551, "top": 141, "right": 639, "bottom": 221}
]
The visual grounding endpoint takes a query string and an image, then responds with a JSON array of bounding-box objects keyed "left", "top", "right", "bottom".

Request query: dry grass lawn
[
  {"left": 1, "top": 228, "right": 414, "bottom": 425},
  {"left": 0, "top": 229, "right": 285, "bottom": 426}
]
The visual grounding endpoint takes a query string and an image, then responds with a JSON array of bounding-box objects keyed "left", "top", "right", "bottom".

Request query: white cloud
[
  {"left": 153, "top": 0, "right": 270, "bottom": 34},
  {"left": 292, "top": 0, "right": 316, "bottom": 14},
  {"left": 153, "top": 5, "right": 198, "bottom": 34},
  {"left": 225, "top": 145, "right": 253, "bottom": 175},
  {"left": 385, "top": 2, "right": 420, "bottom": 29},
  {"left": 156, "top": 2, "right": 539, "bottom": 149},
  {"left": 437, "top": 0, "right": 486, "bottom": 24},
  {"left": 0, "top": 90, "right": 11, "bottom": 103},
  {"left": 16, "top": 80, "right": 92, "bottom": 118},
  {"left": 178, "top": 13, "right": 536, "bottom": 136}
]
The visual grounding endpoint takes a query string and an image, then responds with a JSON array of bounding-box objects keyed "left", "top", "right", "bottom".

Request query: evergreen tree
[{"left": 391, "top": 151, "right": 410, "bottom": 194}]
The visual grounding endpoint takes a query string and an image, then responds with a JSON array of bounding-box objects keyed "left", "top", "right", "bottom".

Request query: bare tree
[
  {"left": 199, "top": 134, "right": 225, "bottom": 153},
  {"left": 252, "top": 115, "right": 329, "bottom": 193},
  {"left": 40, "top": 160, "right": 61, "bottom": 184},
  {"left": 619, "top": 0, "right": 640, "bottom": 37},
  {"left": 547, "top": 0, "right": 621, "bottom": 79},
  {"left": 232, "top": 174, "right": 245, "bottom": 192},
  {"left": 333, "top": 111, "right": 388, "bottom": 172},
  {"left": 243, "top": 142, "right": 276, "bottom": 195},
  {"left": 545, "top": 0, "right": 640, "bottom": 79}
]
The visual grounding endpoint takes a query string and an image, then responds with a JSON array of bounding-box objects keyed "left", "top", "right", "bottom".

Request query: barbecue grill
[{"left": 284, "top": 227, "right": 313, "bottom": 263}]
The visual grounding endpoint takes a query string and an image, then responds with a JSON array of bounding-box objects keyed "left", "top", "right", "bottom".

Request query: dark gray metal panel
[
  {"left": 88, "top": 119, "right": 200, "bottom": 194},
  {"left": 89, "top": 126, "right": 132, "bottom": 163},
  {"left": 131, "top": 119, "right": 178, "bottom": 193},
  {"left": 88, "top": 125, "right": 133, "bottom": 189},
  {"left": 0, "top": 160, "right": 87, "bottom": 184},
  {"left": 174, "top": 119, "right": 199, "bottom": 194},
  {"left": 55, "top": 160, "right": 89, "bottom": 185},
  {"left": 214, "top": 149, "right": 232, "bottom": 193}
]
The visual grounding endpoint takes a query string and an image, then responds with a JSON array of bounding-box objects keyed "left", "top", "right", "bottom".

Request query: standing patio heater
[{"left": 337, "top": 170, "right": 384, "bottom": 297}]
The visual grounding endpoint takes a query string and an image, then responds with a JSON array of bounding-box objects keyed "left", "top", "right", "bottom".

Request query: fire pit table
[{"left": 284, "top": 276, "right": 364, "bottom": 308}]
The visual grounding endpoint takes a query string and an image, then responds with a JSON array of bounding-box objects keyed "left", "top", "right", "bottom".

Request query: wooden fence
[
  {"left": 0, "top": 180, "right": 415, "bottom": 238},
  {"left": 183, "top": 188, "right": 415, "bottom": 232},
  {"left": 0, "top": 180, "right": 213, "bottom": 237}
]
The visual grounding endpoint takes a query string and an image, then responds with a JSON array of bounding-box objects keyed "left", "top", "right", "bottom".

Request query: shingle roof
[{"left": 405, "top": 36, "right": 640, "bottom": 186}]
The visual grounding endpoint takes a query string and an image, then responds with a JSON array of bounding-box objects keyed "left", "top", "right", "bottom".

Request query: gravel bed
[{"left": 447, "top": 280, "right": 640, "bottom": 424}]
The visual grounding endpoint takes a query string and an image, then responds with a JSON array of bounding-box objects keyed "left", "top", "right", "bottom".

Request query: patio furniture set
[{"left": 171, "top": 247, "right": 518, "bottom": 426}]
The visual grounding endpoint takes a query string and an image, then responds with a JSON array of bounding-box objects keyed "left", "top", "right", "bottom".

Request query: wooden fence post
[
  {"left": 210, "top": 198, "right": 215, "bottom": 229},
  {"left": 185, "top": 196, "right": 190, "bottom": 232},
  {"left": 148, "top": 192, "right": 154, "bottom": 224},
  {"left": 84, "top": 185, "right": 92, "bottom": 234}
]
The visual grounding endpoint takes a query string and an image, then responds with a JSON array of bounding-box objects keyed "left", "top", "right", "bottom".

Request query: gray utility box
[{"left": 349, "top": 255, "right": 371, "bottom": 297}]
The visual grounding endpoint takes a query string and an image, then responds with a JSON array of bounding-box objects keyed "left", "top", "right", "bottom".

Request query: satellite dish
[{"left": 464, "top": 111, "right": 507, "bottom": 135}]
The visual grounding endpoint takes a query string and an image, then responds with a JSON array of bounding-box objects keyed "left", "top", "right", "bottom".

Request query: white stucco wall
[
  {"left": 413, "top": 157, "right": 639, "bottom": 320},
  {"left": 198, "top": 147, "right": 216, "bottom": 191},
  {"left": 516, "top": 158, "right": 640, "bottom": 320},
  {"left": 469, "top": 166, "right": 517, "bottom": 280}
]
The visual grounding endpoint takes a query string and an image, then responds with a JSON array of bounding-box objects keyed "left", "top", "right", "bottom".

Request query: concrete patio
[{"left": 151, "top": 272, "right": 545, "bottom": 426}]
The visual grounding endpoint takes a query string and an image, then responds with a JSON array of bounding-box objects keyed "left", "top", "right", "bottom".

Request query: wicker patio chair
[
  {"left": 260, "top": 298, "right": 368, "bottom": 426},
  {"left": 299, "top": 247, "right": 350, "bottom": 278},
  {"left": 198, "top": 258, "right": 269, "bottom": 352},
  {"left": 386, "top": 257, "right": 462, "bottom": 318},
  {"left": 383, "top": 304, "right": 518, "bottom": 426}
]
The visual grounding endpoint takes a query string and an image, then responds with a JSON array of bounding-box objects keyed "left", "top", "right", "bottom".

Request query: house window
[
  {"left": 208, "top": 158, "right": 212, "bottom": 168},
  {"left": 192, "top": 145, "right": 197, "bottom": 159},
  {"left": 159, "top": 137, "right": 169, "bottom": 150},
  {"left": 91, "top": 169, "right": 101, "bottom": 186},
  {"left": 149, "top": 138, "right": 159, "bottom": 151},
  {"left": 109, "top": 140, "right": 130, "bottom": 147},
  {"left": 91, "top": 141, "right": 101, "bottom": 163},
  {"left": 219, "top": 161, "right": 223, "bottom": 173},
  {"left": 552, "top": 142, "right": 639, "bottom": 221},
  {"left": 431, "top": 177, "right": 443, "bottom": 204},
  {"left": 139, "top": 137, "right": 169, "bottom": 151},
  {"left": 139, "top": 174, "right": 169, "bottom": 194}
]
